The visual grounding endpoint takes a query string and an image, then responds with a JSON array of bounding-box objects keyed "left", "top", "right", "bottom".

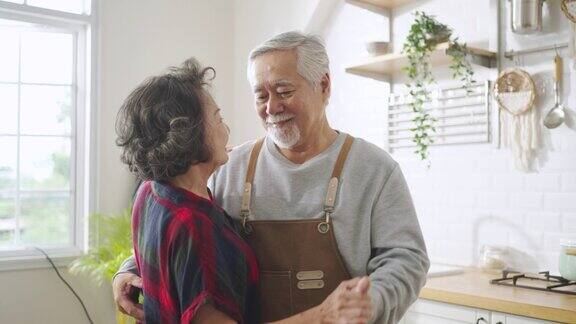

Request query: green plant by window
[
  {"left": 402, "top": 11, "right": 476, "bottom": 164},
  {"left": 69, "top": 208, "right": 133, "bottom": 286}
]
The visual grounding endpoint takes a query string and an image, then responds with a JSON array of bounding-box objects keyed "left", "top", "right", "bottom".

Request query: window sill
[{"left": 0, "top": 248, "right": 83, "bottom": 272}]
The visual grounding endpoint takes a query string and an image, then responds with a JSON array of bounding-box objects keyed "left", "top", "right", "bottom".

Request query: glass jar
[{"left": 559, "top": 240, "right": 576, "bottom": 281}]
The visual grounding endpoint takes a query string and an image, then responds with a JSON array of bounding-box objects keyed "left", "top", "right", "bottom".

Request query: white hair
[{"left": 247, "top": 31, "right": 330, "bottom": 88}]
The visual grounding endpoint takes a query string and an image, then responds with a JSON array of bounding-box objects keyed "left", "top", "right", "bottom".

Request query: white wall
[
  {"left": 0, "top": 1, "right": 234, "bottom": 323},
  {"left": 231, "top": 0, "right": 576, "bottom": 274},
  {"left": 0, "top": 268, "right": 117, "bottom": 323},
  {"left": 98, "top": 0, "right": 234, "bottom": 214}
]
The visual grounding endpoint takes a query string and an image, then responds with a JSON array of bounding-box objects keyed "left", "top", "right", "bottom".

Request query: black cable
[{"left": 33, "top": 247, "right": 94, "bottom": 324}]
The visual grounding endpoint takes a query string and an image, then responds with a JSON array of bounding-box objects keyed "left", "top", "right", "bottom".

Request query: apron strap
[
  {"left": 240, "top": 134, "right": 355, "bottom": 229},
  {"left": 240, "top": 138, "right": 265, "bottom": 224},
  {"left": 323, "top": 134, "right": 354, "bottom": 214}
]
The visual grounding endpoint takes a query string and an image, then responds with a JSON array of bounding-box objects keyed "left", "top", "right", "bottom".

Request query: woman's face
[{"left": 202, "top": 92, "right": 230, "bottom": 166}]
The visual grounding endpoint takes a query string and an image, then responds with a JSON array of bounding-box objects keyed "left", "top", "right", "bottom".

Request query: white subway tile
[
  {"left": 489, "top": 212, "right": 526, "bottom": 227},
  {"left": 526, "top": 212, "right": 562, "bottom": 232},
  {"left": 421, "top": 223, "right": 448, "bottom": 241},
  {"left": 560, "top": 135, "right": 576, "bottom": 152},
  {"left": 446, "top": 224, "right": 475, "bottom": 242},
  {"left": 542, "top": 154, "right": 576, "bottom": 172},
  {"left": 441, "top": 191, "right": 476, "bottom": 207},
  {"left": 491, "top": 174, "right": 525, "bottom": 191},
  {"left": 543, "top": 193, "right": 576, "bottom": 213},
  {"left": 508, "top": 229, "right": 543, "bottom": 252},
  {"left": 468, "top": 174, "right": 491, "bottom": 190},
  {"left": 475, "top": 156, "right": 510, "bottom": 172},
  {"left": 543, "top": 232, "right": 576, "bottom": 249},
  {"left": 437, "top": 208, "right": 480, "bottom": 225},
  {"left": 562, "top": 213, "right": 576, "bottom": 232},
  {"left": 477, "top": 191, "right": 509, "bottom": 209},
  {"left": 434, "top": 240, "right": 475, "bottom": 266},
  {"left": 560, "top": 173, "right": 576, "bottom": 192},
  {"left": 509, "top": 193, "right": 543, "bottom": 210},
  {"left": 524, "top": 173, "right": 561, "bottom": 192},
  {"left": 430, "top": 158, "right": 477, "bottom": 173},
  {"left": 477, "top": 223, "right": 510, "bottom": 246}
]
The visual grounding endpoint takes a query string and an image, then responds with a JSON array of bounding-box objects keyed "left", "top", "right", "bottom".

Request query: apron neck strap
[
  {"left": 241, "top": 138, "right": 265, "bottom": 220},
  {"left": 323, "top": 134, "right": 354, "bottom": 214},
  {"left": 240, "top": 134, "right": 355, "bottom": 223}
]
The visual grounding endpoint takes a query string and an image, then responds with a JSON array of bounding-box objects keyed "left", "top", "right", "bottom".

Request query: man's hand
[
  {"left": 314, "top": 276, "right": 374, "bottom": 324},
  {"left": 112, "top": 272, "right": 144, "bottom": 320}
]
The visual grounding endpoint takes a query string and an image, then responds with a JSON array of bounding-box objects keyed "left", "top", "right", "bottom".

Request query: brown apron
[{"left": 239, "top": 134, "right": 355, "bottom": 322}]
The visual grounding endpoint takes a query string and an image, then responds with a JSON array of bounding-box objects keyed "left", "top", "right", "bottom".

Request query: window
[{"left": 0, "top": 0, "right": 96, "bottom": 266}]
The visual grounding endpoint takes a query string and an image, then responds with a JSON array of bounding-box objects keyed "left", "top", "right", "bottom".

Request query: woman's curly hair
[{"left": 115, "top": 58, "right": 216, "bottom": 182}]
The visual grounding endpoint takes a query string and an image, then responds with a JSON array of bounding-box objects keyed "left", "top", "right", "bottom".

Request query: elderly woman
[{"left": 115, "top": 58, "right": 260, "bottom": 324}]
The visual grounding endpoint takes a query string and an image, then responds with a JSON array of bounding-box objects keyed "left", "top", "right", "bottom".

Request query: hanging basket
[
  {"left": 562, "top": 0, "right": 576, "bottom": 23},
  {"left": 493, "top": 68, "right": 537, "bottom": 116}
]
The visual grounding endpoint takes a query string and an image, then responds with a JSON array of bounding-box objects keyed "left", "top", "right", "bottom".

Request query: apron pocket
[{"left": 259, "top": 270, "right": 293, "bottom": 322}]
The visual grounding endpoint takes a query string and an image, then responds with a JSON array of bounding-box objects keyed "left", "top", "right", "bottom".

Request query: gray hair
[{"left": 248, "top": 31, "right": 330, "bottom": 88}]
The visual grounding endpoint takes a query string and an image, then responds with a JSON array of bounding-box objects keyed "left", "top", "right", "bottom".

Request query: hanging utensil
[
  {"left": 543, "top": 55, "right": 566, "bottom": 129},
  {"left": 510, "top": 0, "right": 544, "bottom": 34}
]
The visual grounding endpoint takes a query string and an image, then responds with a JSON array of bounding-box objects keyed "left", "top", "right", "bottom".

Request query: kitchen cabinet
[
  {"left": 491, "top": 312, "right": 556, "bottom": 324},
  {"left": 399, "top": 299, "right": 556, "bottom": 324}
]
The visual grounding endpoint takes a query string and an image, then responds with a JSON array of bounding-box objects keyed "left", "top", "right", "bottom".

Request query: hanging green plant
[{"left": 402, "top": 11, "right": 476, "bottom": 165}]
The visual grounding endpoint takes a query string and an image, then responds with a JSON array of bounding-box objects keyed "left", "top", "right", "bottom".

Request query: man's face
[{"left": 249, "top": 50, "right": 329, "bottom": 149}]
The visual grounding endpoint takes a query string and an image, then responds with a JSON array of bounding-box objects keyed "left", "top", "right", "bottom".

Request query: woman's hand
[{"left": 112, "top": 272, "right": 144, "bottom": 320}]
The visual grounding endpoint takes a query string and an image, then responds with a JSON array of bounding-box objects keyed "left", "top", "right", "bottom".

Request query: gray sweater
[{"left": 119, "top": 132, "right": 429, "bottom": 323}]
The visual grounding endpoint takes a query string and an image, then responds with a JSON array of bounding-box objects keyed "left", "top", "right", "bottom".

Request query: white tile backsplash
[
  {"left": 562, "top": 214, "right": 576, "bottom": 234},
  {"left": 324, "top": 0, "right": 576, "bottom": 272},
  {"left": 543, "top": 193, "right": 576, "bottom": 213},
  {"left": 524, "top": 173, "right": 561, "bottom": 192},
  {"left": 561, "top": 173, "right": 576, "bottom": 192}
]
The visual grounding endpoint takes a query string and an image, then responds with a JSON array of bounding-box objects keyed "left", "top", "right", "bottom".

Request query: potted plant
[
  {"left": 402, "top": 11, "right": 476, "bottom": 165},
  {"left": 69, "top": 208, "right": 136, "bottom": 324}
]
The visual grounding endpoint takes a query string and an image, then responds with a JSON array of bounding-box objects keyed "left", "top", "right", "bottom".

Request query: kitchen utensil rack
[
  {"left": 504, "top": 43, "right": 569, "bottom": 59},
  {"left": 387, "top": 81, "right": 491, "bottom": 149}
]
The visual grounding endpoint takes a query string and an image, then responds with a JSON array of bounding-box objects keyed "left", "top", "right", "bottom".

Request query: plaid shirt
[{"left": 132, "top": 181, "right": 260, "bottom": 324}]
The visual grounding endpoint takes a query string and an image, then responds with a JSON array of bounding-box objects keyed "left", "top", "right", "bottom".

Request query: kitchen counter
[{"left": 419, "top": 269, "right": 576, "bottom": 323}]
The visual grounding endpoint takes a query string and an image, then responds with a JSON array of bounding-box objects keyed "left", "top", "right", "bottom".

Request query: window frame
[{"left": 0, "top": 0, "right": 98, "bottom": 271}]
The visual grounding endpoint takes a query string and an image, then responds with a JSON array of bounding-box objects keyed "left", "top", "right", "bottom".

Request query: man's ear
[
  {"left": 320, "top": 73, "right": 331, "bottom": 105},
  {"left": 321, "top": 73, "right": 331, "bottom": 94}
]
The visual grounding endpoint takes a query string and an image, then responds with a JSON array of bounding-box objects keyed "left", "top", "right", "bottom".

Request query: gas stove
[{"left": 490, "top": 270, "right": 576, "bottom": 296}]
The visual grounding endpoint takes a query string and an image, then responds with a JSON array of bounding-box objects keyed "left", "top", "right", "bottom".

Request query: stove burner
[{"left": 490, "top": 270, "right": 576, "bottom": 296}]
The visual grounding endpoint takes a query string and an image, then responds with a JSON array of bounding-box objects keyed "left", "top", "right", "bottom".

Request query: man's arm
[
  {"left": 116, "top": 255, "right": 138, "bottom": 276},
  {"left": 367, "top": 164, "right": 430, "bottom": 324},
  {"left": 112, "top": 255, "right": 144, "bottom": 320}
]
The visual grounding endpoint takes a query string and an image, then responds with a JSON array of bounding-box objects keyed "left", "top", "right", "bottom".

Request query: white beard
[{"left": 265, "top": 114, "right": 300, "bottom": 149}]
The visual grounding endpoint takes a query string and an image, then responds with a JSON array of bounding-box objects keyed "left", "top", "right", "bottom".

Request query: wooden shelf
[
  {"left": 345, "top": 0, "right": 416, "bottom": 10},
  {"left": 345, "top": 42, "right": 496, "bottom": 78}
]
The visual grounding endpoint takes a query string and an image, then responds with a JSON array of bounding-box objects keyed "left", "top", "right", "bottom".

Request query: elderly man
[{"left": 113, "top": 31, "right": 429, "bottom": 323}]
